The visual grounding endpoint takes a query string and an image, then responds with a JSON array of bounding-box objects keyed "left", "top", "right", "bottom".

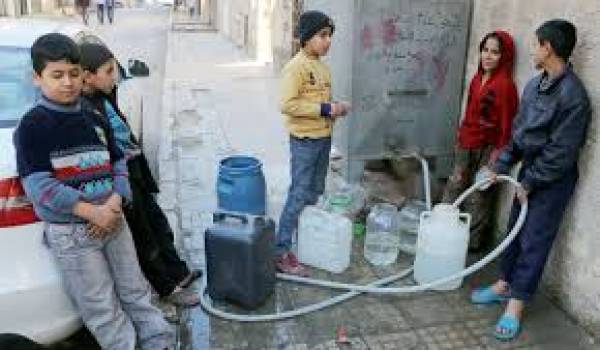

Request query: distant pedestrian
[
  {"left": 96, "top": 0, "right": 114, "bottom": 24},
  {"left": 443, "top": 30, "right": 518, "bottom": 252},
  {"left": 275, "top": 10, "right": 351, "bottom": 275},
  {"left": 471, "top": 19, "right": 590, "bottom": 341},
  {"left": 96, "top": 0, "right": 105, "bottom": 24},
  {"left": 106, "top": 0, "right": 115, "bottom": 24},
  {"left": 79, "top": 42, "right": 202, "bottom": 307},
  {"left": 75, "top": 0, "right": 90, "bottom": 25}
]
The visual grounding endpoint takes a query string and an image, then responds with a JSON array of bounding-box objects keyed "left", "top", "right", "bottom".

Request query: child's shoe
[{"left": 275, "top": 252, "right": 308, "bottom": 276}]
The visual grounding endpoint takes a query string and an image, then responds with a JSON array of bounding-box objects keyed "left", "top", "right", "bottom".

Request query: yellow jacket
[{"left": 280, "top": 50, "right": 333, "bottom": 138}]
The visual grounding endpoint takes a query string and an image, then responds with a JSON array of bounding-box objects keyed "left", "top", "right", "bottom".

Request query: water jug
[
  {"left": 297, "top": 206, "right": 352, "bottom": 273},
  {"left": 397, "top": 200, "right": 427, "bottom": 255},
  {"left": 217, "top": 156, "right": 266, "bottom": 215},
  {"left": 364, "top": 203, "right": 400, "bottom": 266},
  {"left": 413, "top": 204, "right": 471, "bottom": 290},
  {"left": 205, "top": 211, "right": 275, "bottom": 309}
]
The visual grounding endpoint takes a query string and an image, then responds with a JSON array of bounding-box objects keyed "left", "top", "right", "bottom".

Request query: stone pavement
[{"left": 158, "top": 28, "right": 598, "bottom": 350}]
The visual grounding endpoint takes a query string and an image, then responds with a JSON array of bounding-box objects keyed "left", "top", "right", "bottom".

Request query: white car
[{"left": 0, "top": 19, "right": 146, "bottom": 345}]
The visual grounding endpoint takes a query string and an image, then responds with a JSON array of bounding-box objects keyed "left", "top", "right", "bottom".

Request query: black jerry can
[{"left": 205, "top": 211, "right": 276, "bottom": 309}]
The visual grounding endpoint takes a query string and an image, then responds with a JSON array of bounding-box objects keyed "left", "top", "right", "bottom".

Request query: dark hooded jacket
[
  {"left": 493, "top": 64, "right": 591, "bottom": 192},
  {"left": 83, "top": 88, "right": 159, "bottom": 194}
]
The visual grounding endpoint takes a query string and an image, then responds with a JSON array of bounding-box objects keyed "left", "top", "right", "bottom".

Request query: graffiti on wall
[{"left": 359, "top": 9, "right": 464, "bottom": 93}]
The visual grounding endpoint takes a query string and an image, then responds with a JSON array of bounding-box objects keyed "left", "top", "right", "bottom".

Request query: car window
[{"left": 0, "top": 47, "right": 39, "bottom": 128}]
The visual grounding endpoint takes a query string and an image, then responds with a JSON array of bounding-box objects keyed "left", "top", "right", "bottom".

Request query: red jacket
[{"left": 458, "top": 31, "right": 518, "bottom": 154}]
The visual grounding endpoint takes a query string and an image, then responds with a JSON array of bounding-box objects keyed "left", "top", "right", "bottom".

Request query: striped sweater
[{"left": 12, "top": 96, "right": 131, "bottom": 224}]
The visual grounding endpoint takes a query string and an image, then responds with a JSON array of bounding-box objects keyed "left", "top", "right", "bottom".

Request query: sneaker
[
  {"left": 275, "top": 252, "right": 308, "bottom": 276},
  {"left": 178, "top": 269, "right": 203, "bottom": 289},
  {"left": 164, "top": 287, "right": 201, "bottom": 307}
]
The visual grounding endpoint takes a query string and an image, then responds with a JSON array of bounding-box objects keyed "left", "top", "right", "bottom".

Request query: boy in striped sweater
[{"left": 13, "top": 33, "right": 173, "bottom": 350}]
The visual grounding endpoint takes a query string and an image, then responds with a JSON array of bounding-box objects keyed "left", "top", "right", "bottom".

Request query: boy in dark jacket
[
  {"left": 79, "top": 42, "right": 201, "bottom": 307},
  {"left": 471, "top": 19, "right": 591, "bottom": 341}
]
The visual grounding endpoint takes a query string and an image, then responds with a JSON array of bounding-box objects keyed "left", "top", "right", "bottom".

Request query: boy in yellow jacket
[{"left": 276, "top": 10, "right": 350, "bottom": 275}]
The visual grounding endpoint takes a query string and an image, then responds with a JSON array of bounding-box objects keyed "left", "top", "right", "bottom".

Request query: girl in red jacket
[{"left": 443, "top": 31, "right": 518, "bottom": 251}]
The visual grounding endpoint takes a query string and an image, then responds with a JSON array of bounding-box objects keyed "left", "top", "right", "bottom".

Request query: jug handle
[
  {"left": 217, "top": 175, "right": 235, "bottom": 195},
  {"left": 213, "top": 211, "right": 249, "bottom": 225},
  {"left": 459, "top": 213, "right": 471, "bottom": 228}
]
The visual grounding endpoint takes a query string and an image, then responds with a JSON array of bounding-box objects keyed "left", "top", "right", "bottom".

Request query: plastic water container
[
  {"left": 297, "top": 206, "right": 352, "bottom": 273},
  {"left": 364, "top": 203, "right": 400, "bottom": 266},
  {"left": 397, "top": 200, "right": 428, "bottom": 255},
  {"left": 205, "top": 211, "right": 275, "bottom": 309},
  {"left": 414, "top": 204, "right": 471, "bottom": 290},
  {"left": 217, "top": 156, "right": 266, "bottom": 215}
]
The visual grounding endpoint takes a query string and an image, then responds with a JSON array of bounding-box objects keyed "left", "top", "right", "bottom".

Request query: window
[{"left": 0, "top": 47, "right": 38, "bottom": 128}]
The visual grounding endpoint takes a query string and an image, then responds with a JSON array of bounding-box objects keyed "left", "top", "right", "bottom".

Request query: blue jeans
[
  {"left": 44, "top": 220, "right": 173, "bottom": 350},
  {"left": 277, "top": 136, "right": 331, "bottom": 254}
]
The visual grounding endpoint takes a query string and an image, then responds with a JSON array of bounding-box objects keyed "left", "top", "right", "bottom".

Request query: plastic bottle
[{"left": 364, "top": 203, "right": 400, "bottom": 265}]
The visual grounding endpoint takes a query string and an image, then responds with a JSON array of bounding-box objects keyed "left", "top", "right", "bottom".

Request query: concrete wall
[
  {"left": 216, "top": 0, "right": 275, "bottom": 62},
  {"left": 467, "top": 0, "right": 600, "bottom": 338},
  {"left": 2, "top": 0, "right": 23, "bottom": 16},
  {"left": 271, "top": 0, "right": 295, "bottom": 71}
]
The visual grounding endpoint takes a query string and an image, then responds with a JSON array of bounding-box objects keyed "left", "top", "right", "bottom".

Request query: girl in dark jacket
[{"left": 443, "top": 30, "right": 519, "bottom": 251}]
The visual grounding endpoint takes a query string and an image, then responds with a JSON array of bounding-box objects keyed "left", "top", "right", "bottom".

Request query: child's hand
[
  {"left": 87, "top": 223, "right": 112, "bottom": 239},
  {"left": 331, "top": 101, "right": 352, "bottom": 118},
  {"left": 90, "top": 204, "right": 123, "bottom": 233},
  {"left": 338, "top": 101, "right": 351, "bottom": 116},
  {"left": 515, "top": 186, "right": 529, "bottom": 203},
  {"left": 105, "top": 193, "right": 123, "bottom": 213}
]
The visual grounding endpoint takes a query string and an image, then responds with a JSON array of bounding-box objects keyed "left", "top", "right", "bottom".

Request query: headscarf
[{"left": 457, "top": 30, "right": 518, "bottom": 152}]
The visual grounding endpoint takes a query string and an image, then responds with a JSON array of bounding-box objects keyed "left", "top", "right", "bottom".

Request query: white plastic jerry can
[
  {"left": 297, "top": 206, "right": 353, "bottom": 273},
  {"left": 413, "top": 204, "right": 471, "bottom": 290}
]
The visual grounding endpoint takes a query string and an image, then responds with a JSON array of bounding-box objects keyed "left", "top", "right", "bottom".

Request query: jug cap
[
  {"left": 329, "top": 193, "right": 352, "bottom": 207},
  {"left": 432, "top": 203, "right": 459, "bottom": 214}
]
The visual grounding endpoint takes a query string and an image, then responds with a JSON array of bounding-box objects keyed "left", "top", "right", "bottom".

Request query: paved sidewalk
[{"left": 158, "top": 29, "right": 598, "bottom": 350}]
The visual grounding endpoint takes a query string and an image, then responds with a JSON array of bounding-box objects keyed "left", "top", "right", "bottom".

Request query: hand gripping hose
[{"left": 199, "top": 175, "right": 528, "bottom": 322}]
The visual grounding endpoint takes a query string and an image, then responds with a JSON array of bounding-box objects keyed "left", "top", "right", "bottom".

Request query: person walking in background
[
  {"left": 96, "top": 0, "right": 114, "bottom": 24},
  {"left": 75, "top": 0, "right": 90, "bottom": 25},
  {"left": 275, "top": 10, "right": 351, "bottom": 276},
  {"left": 471, "top": 19, "right": 590, "bottom": 341},
  {"left": 106, "top": 0, "right": 115, "bottom": 24},
  {"left": 96, "top": 0, "right": 105, "bottom": 24},
  {"left": 443, "top": 30, "right": 519, "bottom": 252}
]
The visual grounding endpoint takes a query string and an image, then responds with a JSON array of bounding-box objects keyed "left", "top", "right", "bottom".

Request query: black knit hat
[
  {"left": 79, "top": 42, "right": 114, "bottom": 73},
  {"left": 296, "top": 10, "right": 335, "bottom": 45}
]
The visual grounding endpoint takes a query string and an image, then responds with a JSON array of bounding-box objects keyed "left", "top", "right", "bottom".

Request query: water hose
[{"left": 199, "top": 175, "right": 528, "bottom": 321}]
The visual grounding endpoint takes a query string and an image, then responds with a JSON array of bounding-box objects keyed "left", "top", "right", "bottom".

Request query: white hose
[
  {"left": 411, "top": 153, "right": 432, "bottom": 210},
  {"left": 199, "top": 175, "right": 527, "bottom": 321}
]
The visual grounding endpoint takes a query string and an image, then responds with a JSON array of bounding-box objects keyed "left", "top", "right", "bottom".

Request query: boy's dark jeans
[
  {"left": 277, "top": 136, "right": 331, "bottom": 254},
  {"left": 124, "top": 158, "right": 190, "bottom": 297},
  {"left": 500, "top": 165, "right": 578, "bottom": 301}
]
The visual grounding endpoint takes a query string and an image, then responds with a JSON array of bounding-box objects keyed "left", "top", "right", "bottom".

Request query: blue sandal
[
  {"left": 470, "top": 286, "right": 508, "bottom": 304},
  {"left": 493, "top": 314, "right": 521, "bottom": 341}
]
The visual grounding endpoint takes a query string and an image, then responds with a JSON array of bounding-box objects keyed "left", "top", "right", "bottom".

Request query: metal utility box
[{"left": 303, "top": 0, "right": 472, "bottom": 181}]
